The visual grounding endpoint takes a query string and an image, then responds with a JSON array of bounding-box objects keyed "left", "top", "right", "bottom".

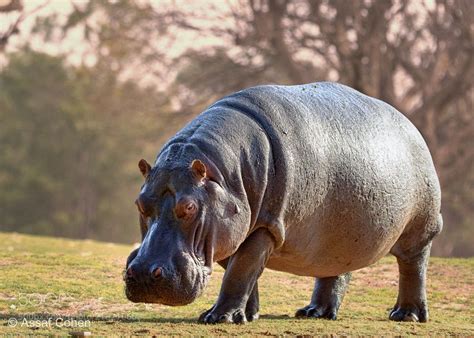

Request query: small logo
[{"left": 7, "top": 318, "right": 17, "bottom": 327}]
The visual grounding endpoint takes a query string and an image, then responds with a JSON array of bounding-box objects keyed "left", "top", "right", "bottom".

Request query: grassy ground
[{"left": 0, "top": 232, "right": 473, "bottom": 336}]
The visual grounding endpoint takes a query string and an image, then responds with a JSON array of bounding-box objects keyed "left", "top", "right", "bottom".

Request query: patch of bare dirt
[{"left": 354, "top": 262, "right": 398, "bottom": 288}]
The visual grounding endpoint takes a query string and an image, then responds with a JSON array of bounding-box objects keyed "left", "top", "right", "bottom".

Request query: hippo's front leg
[
  {"left": 199, "top": 228, "right": 274, "bottom": 324},
  {"left": 199, "top": 258, "right": 260, "bottom": 322}
]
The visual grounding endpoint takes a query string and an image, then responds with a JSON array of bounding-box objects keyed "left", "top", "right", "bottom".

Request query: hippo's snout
[{"left": 124, "top": 250, "right": 209, "bottom": 306}]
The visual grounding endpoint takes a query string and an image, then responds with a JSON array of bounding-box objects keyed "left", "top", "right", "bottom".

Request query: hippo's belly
[{"left": 266, "top": 214, "right": 407, "bottom": 277}]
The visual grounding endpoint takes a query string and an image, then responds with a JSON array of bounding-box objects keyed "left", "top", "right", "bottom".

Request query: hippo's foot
[
  {"left": 198, "top": 305, "right": 248, "bottom": 324},
  {"left": 295, "top": 272, "right": 351, "bottom": 321},
  {"left": 198, "top": 270, "right": 260, "bottom": 324},
  {"left": 389, "top": 302, "right": 428, "bottom": 322},
  {"left": 198, "top": 294, "right": 259, "bottom": 324},
  {"left": 295, "top": 303, "right": 337, "bottom": 320}
]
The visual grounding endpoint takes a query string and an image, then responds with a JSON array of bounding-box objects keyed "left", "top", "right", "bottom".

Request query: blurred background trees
[
  {"left": 0, "top": 0, "right": 472, "bottom": 255},
  {"left": 0, "top": 49, "right": 168, "bottom": 241}
]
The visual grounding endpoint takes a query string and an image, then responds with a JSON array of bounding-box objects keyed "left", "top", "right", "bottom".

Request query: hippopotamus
[{"left": 124, "top": 82, "right": 442, "bottom": 323}]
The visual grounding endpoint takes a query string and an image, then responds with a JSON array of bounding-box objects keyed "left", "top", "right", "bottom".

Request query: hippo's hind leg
[
  {"left": 295, "top": 272, "right": 351, "bottom": 320},
  {"left": 198, "top": 258, "right": 260, "bottom": 322},
  {"left": 389, "top": 213, "right": 443, "bottom": 322},
  {"left": 389, "top": 244, "right": 430, "bottom": 322}
]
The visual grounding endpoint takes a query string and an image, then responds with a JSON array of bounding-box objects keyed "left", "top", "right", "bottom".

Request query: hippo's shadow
[{"left": 259, "top": 314, "right": 294, "bottom": 320}]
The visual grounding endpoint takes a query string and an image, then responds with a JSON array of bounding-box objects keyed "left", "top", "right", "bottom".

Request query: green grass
[{"left": 0, "top": 232, "right": 473, "bottom": 335}]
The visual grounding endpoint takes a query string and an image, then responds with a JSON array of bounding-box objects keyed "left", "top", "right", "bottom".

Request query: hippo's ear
[
  {"left": 138, "top": 159, "right": 151, "bottom": 178},
  {"left": 191, "top": 159, "right": 206, "bottom": 180}
]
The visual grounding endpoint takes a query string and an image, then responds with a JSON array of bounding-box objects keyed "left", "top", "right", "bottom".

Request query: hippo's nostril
[{"left": 152, "top": 267, "right": 162, "bottom": 279}]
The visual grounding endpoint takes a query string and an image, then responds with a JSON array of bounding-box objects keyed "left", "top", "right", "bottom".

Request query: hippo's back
[{"left": 219, "top": 82, "right": 440, "bottom": 277}]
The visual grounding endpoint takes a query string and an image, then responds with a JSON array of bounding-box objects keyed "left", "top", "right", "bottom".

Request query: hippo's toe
[
  {"left": 245, "top": 311, "right": 259, "bottom": 322},
  {"left": 245, "top": 299, "right": 259, "bottom": 322},
  {"left": 295, "top": 304, "right": 337, "bottom": 320},
  {"left": 198, "top": 306, "right": 214, "bottom": 323},
  {"left": 198, "top": 306, "right": 247, "bottom": 324},
  {"left": 389, "top": 304, "right": 428, "bottom": 322}
]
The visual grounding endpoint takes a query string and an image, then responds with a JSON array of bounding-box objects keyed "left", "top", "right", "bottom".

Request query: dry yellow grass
[{"left": 0, "top": 232, "right": 473, "bottom": 335}]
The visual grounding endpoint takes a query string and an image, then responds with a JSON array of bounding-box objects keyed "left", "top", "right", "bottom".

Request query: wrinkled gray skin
[{"left": 124, "top": 82, "right": 442, "bottom": 324}]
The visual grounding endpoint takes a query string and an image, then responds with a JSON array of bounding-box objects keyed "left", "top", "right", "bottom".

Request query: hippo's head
[{"left": 124, "top": 150, "right": 250, "bottom": 306}]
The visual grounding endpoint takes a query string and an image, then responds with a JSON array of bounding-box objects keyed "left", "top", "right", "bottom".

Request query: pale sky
[{"left": 2, "top": 0, "right": 232, "bottom": 67}]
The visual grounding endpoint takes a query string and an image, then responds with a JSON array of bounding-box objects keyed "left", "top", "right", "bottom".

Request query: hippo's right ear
[
  {"left": 138, "top": 159, "right": 151, "bottom": 178},
  {"left": 191, "top": 159, "right": 207, "bottom": 180},
  {"left": 191, "top": 158, "right": 225, "bottom": 184}
]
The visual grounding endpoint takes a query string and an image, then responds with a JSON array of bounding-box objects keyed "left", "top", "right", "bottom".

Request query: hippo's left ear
[{"left": 191, "top": 159, "right": 207, "bottom": 180}]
